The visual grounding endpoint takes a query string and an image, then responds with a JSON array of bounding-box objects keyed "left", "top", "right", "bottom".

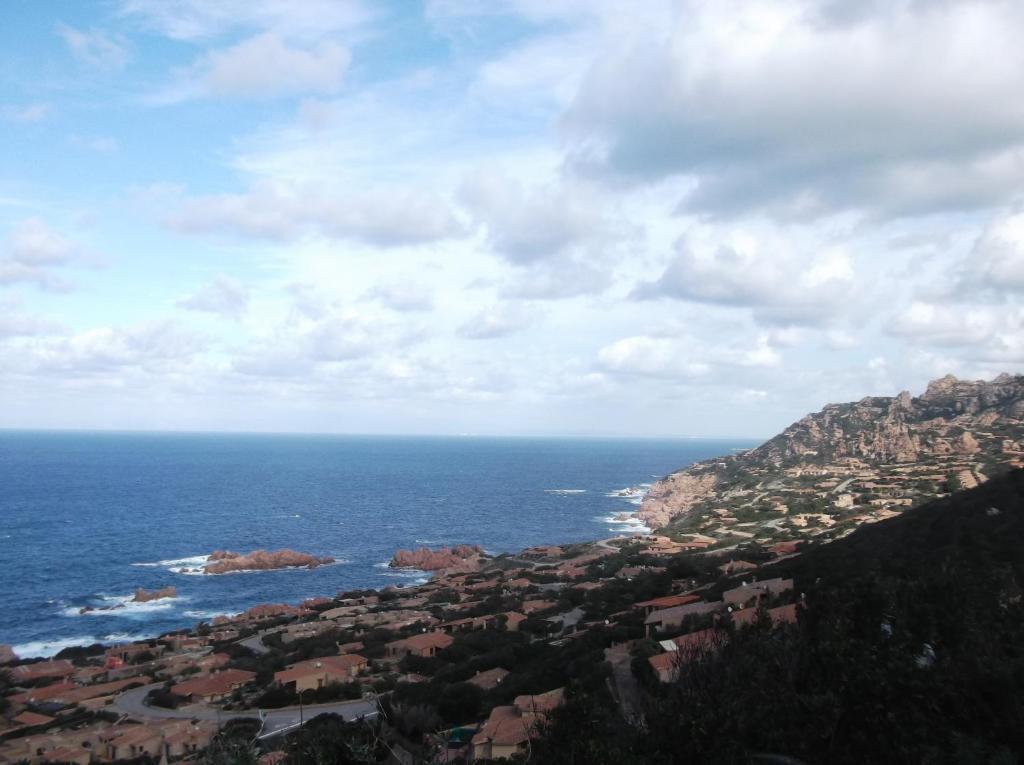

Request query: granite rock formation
[
  {"left": 390, "top": 544, "right": 484, "bottom": 572},
  {"left": 132, "top": 586, "right": 177, "bottom": 602},
  {"left": 638, "top": 374, "right": 1024, "bottom": 530},
  {"left": 201, "top": 549, "right": 335, "bottom": 575}
]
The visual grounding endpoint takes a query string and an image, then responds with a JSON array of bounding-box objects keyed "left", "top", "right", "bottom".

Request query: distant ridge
[{"left": 639, "top": 374, "right": 1024, "bottom": 541}]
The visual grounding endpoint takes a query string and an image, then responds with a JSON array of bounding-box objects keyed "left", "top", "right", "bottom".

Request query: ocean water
[{"left": 0, "top": 432, "right": 757, "bottom": 657}]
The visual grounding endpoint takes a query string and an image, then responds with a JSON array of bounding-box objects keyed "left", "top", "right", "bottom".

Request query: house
[
  {"left": 9, "top": 682, "right": 77, "bottom": 706},
  {"left": 521, "top": 599, "right": 557, "bottom": 614},
  {"left": 502, "top": 612, "right": 528, "bottom": 631},
  {"left": 273, "top": 655, "right": 367, "bottom": 692},
  {"left": 645, "top": 601, "right": 723, "bottom": 636},
  {"left": 171, "top": 669, "right": 255, "bottom": 702},
  {"left": 467, "top": 667, "right": 510, "bottom": 691},
  {"left": 648, "top": 652, "right": 679, "bottom": 684},
  {"left": 723, "top": 578, "right": 793, "bottom": 608},
  {"left": 632, "top": 593, "right": 701, "bottom": 616},
  {"left": 717, "top": 559, "right": 758, "bottom": 575},
  {"left": 386, "top": 632, "right": 453, "bottom": 659},
  {"left": 470, "top": 688, "right": 564, "bottom": 761},
  {"left": 731, "top": 603, "right": 799, "bottom": 628},
  {"left": 104, "top": 725, "right": 165, "bottom": 762},
  {"left": 10, "top": 660, "right": 75, "bottom": 684},
  {"left": 437, "top": 615, "right": 498, "bottom": 634}
]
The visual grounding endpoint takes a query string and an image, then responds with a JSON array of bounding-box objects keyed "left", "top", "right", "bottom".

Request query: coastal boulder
[
  {"left": 390, "top": 544, "right": 484, "bottom": 572},
  {"left": 0, "top": 644, "right": 16, "bottom": 664},
  {"left": 203, "top": 549, "right": 335, "bottom": 575},
  {"left": 132, "top": 586, "right": 177, "bottom": 603}
]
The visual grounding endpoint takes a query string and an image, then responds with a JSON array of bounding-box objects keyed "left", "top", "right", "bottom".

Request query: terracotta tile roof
[
  {"left": 13, "top": 711, "right": 54, "bottom": 727},
  {"left": 634, "top": 593, "right": 701, "bottom": 610},
  {"left": 392, "top": 632, "right": 453, "bottom": 652},
  {"left": 274, "top": 655, "right": 367, "bottom": 684},
  {"left": 171, "top": 669, "right": 255, "bottom": 698},
  {"left": 467, "top": 667, "right": 510, "bottom": 690},
  {"left": 11, "top": 660, "right": 75, "bottom": 682}
]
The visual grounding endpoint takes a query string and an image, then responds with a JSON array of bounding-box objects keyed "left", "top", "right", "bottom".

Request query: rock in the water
[
  {"left": 132, "top": 586, "right": 177, "bottom": 603},
  {"left": 0, "top": 644, "right": 17, "bottom": 664},
  {"left": 203, "top": 549, "right": 335, "bottom": 574},
  {"left": 390, "top": 545, "right": 484, "bottom": 572}
]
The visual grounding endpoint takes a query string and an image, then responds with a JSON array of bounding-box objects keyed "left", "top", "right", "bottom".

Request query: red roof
[
  {"left": 11, "top": 659, "right": 75, "bottom": 682},
  {"left": 172, "top": 669, "right": 255, "bottom": 698},
  {"left": 634, "top": 594, "right": 701, "bottom": 610}
]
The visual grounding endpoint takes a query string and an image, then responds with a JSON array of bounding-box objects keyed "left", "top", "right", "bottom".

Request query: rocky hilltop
[
  {"left": 201, "top": 549, "right": 336, "bottom": 575},
  {"left": 390, "top": 544, "right": 485, "bottom": 573},
  {"left": 639, "top": 374, "right": 1024, "bottom": 532}
]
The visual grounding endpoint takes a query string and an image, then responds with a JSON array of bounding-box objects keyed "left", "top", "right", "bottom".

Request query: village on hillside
[{"left": 0, "top": 531, "right": 807, "bottom": 764}]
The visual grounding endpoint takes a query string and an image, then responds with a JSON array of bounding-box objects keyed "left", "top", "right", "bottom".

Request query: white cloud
[
  {"left": 187, "top": 33, "right": 351, "bottom": 100},
  {"left": 5, "top": 103, "right": 50, "bottom": 123},
  {"left": 57, "top": 23, "right": 130, "bottom": 69},
  {"left": 166, "top": 181, "right": 463, "bottom": 246},
  {"left": 118, "top": 0, "right": 373, "bottom": 42},
  {"left": 596, "top": 331, "right": 781, "bottom": 381},
  {"left": 457, "top": 302, "right": 536, "bottom": 340},
  {"left": 366, "top": 282, "right": 434, "bottom": 312},
  {"left": 14, "top": 321, "right": 205, "bottom": 377},
  {"left": 889, "top": 301, "right": 1024, "bottom": 363},
  {"left": 0, "top": 299, "right": 64, "bottom": 339},
  {"left": 563, "top": 0, "right": 1024, "bottom": 219},
  {"left": 633, "top": 234, "right": 857, "bottom": 326},
  {"left": 461, "top": 168, "right": 612, "bottom": 263},
  {"left": 959, "top": 210, "right": 1024, "bottom": 294},
  {"left": 0, "top": 218, "right": 80, "bottom": 291},
  {"left": 177, "top": 276, "right": 250, "bottom": 318}
]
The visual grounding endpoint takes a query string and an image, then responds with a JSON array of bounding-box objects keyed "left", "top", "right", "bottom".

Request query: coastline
[{"left": 9, "top": 489, "right": 657, "bottom": 659}]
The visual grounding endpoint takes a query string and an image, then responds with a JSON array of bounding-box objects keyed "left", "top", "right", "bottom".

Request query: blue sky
[{"left": 2, "top": 0, "right": 1023, "bottom": 436}]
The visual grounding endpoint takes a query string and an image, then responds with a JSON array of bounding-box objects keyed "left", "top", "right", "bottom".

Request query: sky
[{"left": 1, "top": 0, "right": 1023, "bottom": 438}]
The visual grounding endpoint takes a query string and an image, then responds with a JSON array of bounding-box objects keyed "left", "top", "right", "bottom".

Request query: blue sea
[{"left": 0, "top": 432, "right": 757, "bottom": 657}]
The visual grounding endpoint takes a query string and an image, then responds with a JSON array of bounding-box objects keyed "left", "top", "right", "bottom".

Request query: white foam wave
[
  {"left": 596, "top": 513, "right": 651, "bottom": 535},
  {"left": 132, "top": 554, "right": 211, "bottom": 575},
  {"left": 183, "top": 609, "right": 234, "bottom": 621},
  {"left": 12, "top": 631, "right": 159, "bottom": 659},
  {"left": 132, "top": 554, "right": 345, "bottom": 576},
  {"left": 61, "top": 593, "right": 182, "bottom": 618},
  {"left": 545, "top": 489, "right": 586, "bottom": 495}
]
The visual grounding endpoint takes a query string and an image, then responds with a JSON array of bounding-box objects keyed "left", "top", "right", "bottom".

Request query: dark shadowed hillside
[{"left": 533, "top": 470, "right": 1024, "bottom": 765}]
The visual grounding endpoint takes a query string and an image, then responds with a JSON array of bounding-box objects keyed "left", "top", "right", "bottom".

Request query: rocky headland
[
  {"left": 201, "top": 549, "right": 336, "bottom": 575},
  {"left": 638, "top": 374, "right": 1024, "bottom": 533},
  {"left": 390, "top": 544, "right": 485, "bottom": 573}
]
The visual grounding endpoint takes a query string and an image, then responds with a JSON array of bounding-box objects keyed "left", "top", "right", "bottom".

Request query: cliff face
[{"left": 638, "top": 374, "right": 1024, "bottom": 529}]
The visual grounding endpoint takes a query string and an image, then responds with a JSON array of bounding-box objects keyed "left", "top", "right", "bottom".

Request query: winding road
[{"left": 114, "top": 684, "right": 377, "bottom": 739}]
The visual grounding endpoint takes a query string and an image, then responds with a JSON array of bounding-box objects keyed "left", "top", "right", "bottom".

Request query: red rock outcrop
[
  {"left": 0, "top": 644, "right": 16, "bottom": 664},
  {"left": 132, "top": 586, "right": 177, "bottom": 603},
  {"left": 390, "top": 545, "right": 484, "bottom": 572},
  {"left": 202, "top": 549, "right": 335, "bottom": 575}
]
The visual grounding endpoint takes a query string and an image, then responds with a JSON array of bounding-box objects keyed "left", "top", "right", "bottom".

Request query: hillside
[
  {"left": 639, "top": 374, "right": 1024, "bottom": 545},
  {"left": 532, "top": 469, "right": 1024, "bottom": 765}
]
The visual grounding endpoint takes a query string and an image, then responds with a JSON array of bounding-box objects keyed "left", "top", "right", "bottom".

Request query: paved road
[
  {"left": 114, "top": 684, "right": 377, "bottom": 736},
  {"left": 604, "top": 644, "right": 643, "bottom": 725},
  {"left": 237, "top": 631, "right": 275, "bottom": 655}
]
